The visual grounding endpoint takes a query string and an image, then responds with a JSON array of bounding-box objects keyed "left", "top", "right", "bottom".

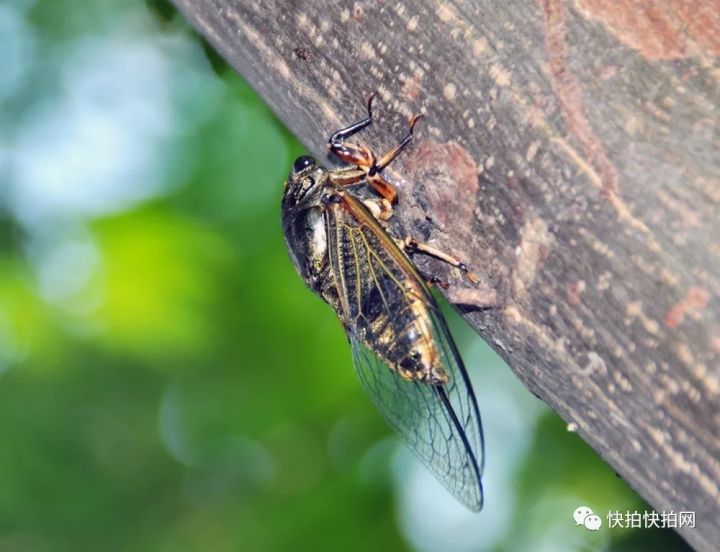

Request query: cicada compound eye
[{"left": 292, "top": 155, "right": 316, "bottom": 174}]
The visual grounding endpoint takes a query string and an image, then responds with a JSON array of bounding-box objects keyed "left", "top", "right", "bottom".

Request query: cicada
[{"left": 281, "top": 94, "right": 484, "bottom": 510}]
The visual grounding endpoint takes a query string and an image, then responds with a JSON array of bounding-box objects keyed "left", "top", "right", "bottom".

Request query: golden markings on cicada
[
  {"left": 401, "top": 276, "right": 445, "bottom": 383},
  {"left": 280, "top": 94, "right": 485, "bottom": 511}
]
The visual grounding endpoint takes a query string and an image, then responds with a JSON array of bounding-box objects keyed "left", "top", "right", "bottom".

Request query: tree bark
[{"left": 171, "top": 1, "right": 720, "bottom": 548}]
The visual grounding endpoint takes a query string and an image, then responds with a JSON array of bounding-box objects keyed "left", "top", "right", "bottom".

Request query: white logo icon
[
  {"left": 573, "top": 506, "right": 602, "bottom": 531},
  {"left": 584, "top": 514, "right": 602, "bottom": 531}
]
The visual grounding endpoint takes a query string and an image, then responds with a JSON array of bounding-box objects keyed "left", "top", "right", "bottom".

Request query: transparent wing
[
  {"left": 326, "top": 192, "right": 484, "bottom": 510},
  {"left": 349, "top": 312, "right": 484, "bottom": 511}
]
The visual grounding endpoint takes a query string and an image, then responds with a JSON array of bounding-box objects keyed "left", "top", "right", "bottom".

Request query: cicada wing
[
  {"left": 349, "top": 310, "right": 485, "bottom": 511},
  {"left": 323, "top": 189, "right": 484, "bottom": 509},
  {"left": 430, "top": 307, "right": 485, "bottom": 477}
]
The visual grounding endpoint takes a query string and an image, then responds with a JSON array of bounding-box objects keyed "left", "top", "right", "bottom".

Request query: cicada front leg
[
  {"left": 365, "top": 112, "right": 423, "bottom": 206},
  {"left": 328, "top": 92, "right": 377, "bottom": 170},
  {"left": 328, "top": 93, "right": 422, "bottom": 207},
  {"left": 370, "top": 113, "right": 423, "bottom": 175}
]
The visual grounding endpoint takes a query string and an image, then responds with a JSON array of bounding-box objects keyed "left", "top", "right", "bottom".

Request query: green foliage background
[{"left": 0, "top": 1, "right": 689, "bottom": 550}]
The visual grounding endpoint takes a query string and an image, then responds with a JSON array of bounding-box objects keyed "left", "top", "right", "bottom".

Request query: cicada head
[{"left": 282, "top": 155, "right": 328, "bottom": 211}]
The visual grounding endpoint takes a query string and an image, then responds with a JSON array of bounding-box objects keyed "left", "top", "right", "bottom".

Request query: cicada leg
[
  {"left": 418, "top": 269, "right": 451, "bottom": 289},
  {"left": 365, "top": 112, "right": 423, "bottom": 205},
  {"left": 328, "top": 92, "right": 377, "bottom": 170},
  {"left": 370, "top": 113, "right": 423, "bottom": 175},
  {"left": 328, "top": 166, "right": 368, "bottom": 186},
  {"left": 328, "top": 94, "right": 422, "bottom": 207},
  {"left": 402, "top": 237, "right": 479, "bottom": 285},
  {"left": 361, "top": 197, "right": 394, "bottom": 221},
  {"left": 327, "top": 169, "right": 394, "bottom": 223}
]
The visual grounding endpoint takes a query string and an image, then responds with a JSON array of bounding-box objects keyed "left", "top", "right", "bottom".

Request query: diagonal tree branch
[{"left": 171, "top": 1, "right": 720, "bottom": 549}]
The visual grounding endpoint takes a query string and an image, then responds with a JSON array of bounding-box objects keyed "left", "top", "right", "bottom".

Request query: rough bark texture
[{"left": 171, "top": 1, "right": 719, "bottom": 549}]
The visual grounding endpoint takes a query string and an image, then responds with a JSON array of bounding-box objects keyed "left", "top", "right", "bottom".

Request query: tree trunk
[{"left": 171, "top": 1, "right": 720, "bottom": 549}]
